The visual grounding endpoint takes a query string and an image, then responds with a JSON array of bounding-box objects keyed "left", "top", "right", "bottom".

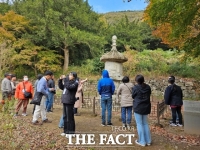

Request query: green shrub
[
  {"left": 168, "top": 62, "right": 200, "bottom": 78},
  {"left": 67, "top": 49, "right": 200, "bottom": 79},
  {"left": 135, "top": 50, "right": 171, "bottom": 73},
  {"left": 91, "top": 57, "right": 104, "bottom": 74}
]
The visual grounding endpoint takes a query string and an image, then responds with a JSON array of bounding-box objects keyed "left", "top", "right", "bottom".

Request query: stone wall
[
  {"left": 83, "top": 77, "right": 200, "bottom": 99},
  {"left": 145, "top": 77, "right": 200, "bottom": 99},
  {"left": 1, "top": 77, "right": 200, "bottom": 99},
  {"left": 53, "top": 77, "right": 200, "bottom": 113}
]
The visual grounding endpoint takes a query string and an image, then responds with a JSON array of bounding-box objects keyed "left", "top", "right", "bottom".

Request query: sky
[{"left": 87, "top": 0, "right": 148, "bottom": 13}]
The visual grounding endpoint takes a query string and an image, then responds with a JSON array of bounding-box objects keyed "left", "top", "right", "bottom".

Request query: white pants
[{"left": 32, "top": 96, "right": 47, "bottom": 122}]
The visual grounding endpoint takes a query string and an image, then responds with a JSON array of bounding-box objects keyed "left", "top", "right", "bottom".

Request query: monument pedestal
[{"left": 183, "top": 100, "right": 200, "bottom": 135}]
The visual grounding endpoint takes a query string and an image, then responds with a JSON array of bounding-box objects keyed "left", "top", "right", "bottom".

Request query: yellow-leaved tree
[{"left": 0, "top": 11, "right": 62, "bottom": 76}]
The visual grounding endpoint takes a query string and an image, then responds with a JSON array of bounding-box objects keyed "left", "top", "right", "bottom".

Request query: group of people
[
  {"left": 97, "top": 70, "right": 152, "bottom": 146},
  {"left": 1, "top": 69, "right": 183, "bottom": 147},
  {"left": 97, "top": 70, "right": 183, "bottom": 147},
  {"left": 0, "top": 71, "right": 56, "bottom": 121}
]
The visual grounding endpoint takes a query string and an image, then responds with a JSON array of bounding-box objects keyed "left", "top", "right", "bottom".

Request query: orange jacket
[{"left": 15, "top": 81, "right": 34, "bottom": 100}]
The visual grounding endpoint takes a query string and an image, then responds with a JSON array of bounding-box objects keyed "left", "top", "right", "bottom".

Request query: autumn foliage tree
[
  {"left": 144, "top": 0, "right": 200, "bottom": 57},
  {"left": 0, "top": 10, "right": 25, "bottom": 75},
  {"left": 12, "top": 39, "right": 62, "bottom": 75},
  {"left": 0, "top": 11, "right": 62, "bottom": 76}
]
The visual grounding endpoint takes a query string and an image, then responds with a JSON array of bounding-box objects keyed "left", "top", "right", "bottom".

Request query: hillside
[{"left": 103, "top": 10, "right": 143, "bottom": 24}]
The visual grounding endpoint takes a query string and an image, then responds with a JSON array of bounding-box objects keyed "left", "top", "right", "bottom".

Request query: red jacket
[{"left": 15, "top": 81, "right": 34, "bottom": 100}]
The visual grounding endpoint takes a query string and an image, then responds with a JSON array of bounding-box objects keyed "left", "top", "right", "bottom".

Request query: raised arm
[
  {"left": 80, "top": 78, "right": 87, "bottom": 84},
  {"left": 58, "top": 79, "right": 64, "bottom": 90},
  {"left": 65, "top": 80, "right": 78, "bottom": 91}
]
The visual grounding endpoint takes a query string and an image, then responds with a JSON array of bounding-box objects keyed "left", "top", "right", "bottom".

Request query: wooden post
[
  {"left": 157, "top": 102, "right": 160, "bottom": 124},
  {"left": 93, "top": 97, "right": 96, "bottom": 115}
]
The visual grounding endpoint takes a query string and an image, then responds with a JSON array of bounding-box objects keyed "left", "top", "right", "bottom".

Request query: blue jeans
[
  {"left": 121, "top": 106, "right": 132, "bottom": 124},
  {"left": 45, "top": 92, "right": 54, "bottom": 112},
  {"left": 101, "top": 97, "right": 112, "bottom": 124},
  {"left": 59, "top": 115, "right": 64, "bottom": 127},
  {"left": 134, "top": 112, "right": 151, "bottom": 145}
]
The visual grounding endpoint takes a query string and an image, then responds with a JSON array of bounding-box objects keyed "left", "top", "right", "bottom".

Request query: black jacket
[
  {"left": 132, "top": 83, "right": 151, "bottom": 115},
  {"left": 58, "top": 78, "right": 78, "bottom": 104},
  {"left": 48, "top": 79, "right": 56, "bottom": 94},
  {"left": 164, "top": 84, "right": 183, "bottom": 106}
]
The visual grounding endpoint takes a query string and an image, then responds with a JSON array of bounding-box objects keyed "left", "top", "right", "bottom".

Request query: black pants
[
  {"left": 74, "top": 108, "right": 78, "bottom": 114},
  {"left": 32, "top": 104, "right": 36, "bottom": 114},
  {"left": 63, "top": 104, "right": 75, "bottom": 134},
  {"left": 171, "top": 106, "right": 182, "bottom": 124}
]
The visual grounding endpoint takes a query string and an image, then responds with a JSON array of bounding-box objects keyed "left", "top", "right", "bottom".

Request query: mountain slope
[{"left": 103, "top": 10, "right": 143, "bottom": 24}]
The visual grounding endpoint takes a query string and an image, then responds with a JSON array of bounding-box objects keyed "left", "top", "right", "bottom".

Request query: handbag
[
  {"left": 23, "top": 82, "right": 32, "bottom": 98},
  {"left": 30, "top": 92, "right": 43, "bottom": 105}
]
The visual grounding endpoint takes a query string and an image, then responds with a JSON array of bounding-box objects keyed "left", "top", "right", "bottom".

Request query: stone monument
[
  {"left": 100, "top": 35, "right": 128, "bottom": 88},
  {"left": 183, "top": 100, "right": 200, "bottom": 135}
]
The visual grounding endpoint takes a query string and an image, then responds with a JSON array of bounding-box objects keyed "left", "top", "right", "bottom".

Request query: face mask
[{"left": 24, "top": 78, "right": 28, "bottom": 81}]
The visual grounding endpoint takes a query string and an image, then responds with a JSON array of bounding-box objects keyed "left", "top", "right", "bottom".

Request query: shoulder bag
[{"left": 23, "top": 82, "right": 32, "bottom": 98}]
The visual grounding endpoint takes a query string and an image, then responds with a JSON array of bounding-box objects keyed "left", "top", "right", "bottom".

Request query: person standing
[
  {"left": 58, "top": 77, "right": 87, "bottom": 127},
  {"left": 32, "top": 71, "right": 53, "bottom": 125},
  {"left": 116, "top": 76, "right": 133, "bottom": 129},
  {"left": 46, "top": 75, "right": 56, "bottom": 112},
  {"left": 59, "top": 72, "right": 78, "bottom": 138},
  {"left": 32, "top": 74, "right": 43, "bottom": 114},
  {"left": 132, "top": 75, "right": 151, "bottom": 147},
  {"left": 97, "top": 70, "right": 115, "bottom": 126},
  {"left": 58, "top": 75, "right": 66, "bottom": 128},
  {"left": 1, "top": 73, "right": 12, "bottom": 105},
  {"left": 74, "top": 78, "right": 87, "bottom": 116},
  {"left": 164, "top": 76, "right": 183, "bottom": 127},
  {"left": 14, "top": 75, "right": 34, "bottom": 116},
  {"left": 11, "top": 75, "right": 17, "bottom": 98}
]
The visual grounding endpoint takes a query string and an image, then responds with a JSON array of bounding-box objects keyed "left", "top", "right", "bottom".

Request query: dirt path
[{"left": 7, "top": 104, "right": 200, "bottom": 150}]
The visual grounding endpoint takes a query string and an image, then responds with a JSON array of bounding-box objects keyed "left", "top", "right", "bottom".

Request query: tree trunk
[
  {"left": 33, "top": 66, "right": 37, "bottom": 77},
  {"left": 63, "top": 47, "right": 69, "bottom": 71}
]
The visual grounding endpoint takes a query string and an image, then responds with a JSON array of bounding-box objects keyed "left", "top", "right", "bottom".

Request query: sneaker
[
  {"left": 177, "top": 123, "right": 183, "bottom": 127},
  {"left": 107, "top": 123, "right": 113, "bottom": 126},
  {"left": 61, "top": 133, "right": 66, "bottom": 136},
  {"left": 127, "top": 124, "right": 131, "bottom": 130},
  {"left": 170, "top": 123, "right": 177, "bottom": 127},
  {"left": 169, "top": 120, "right": 173, "bottom": 124},
  {"left": 22, "top": 113, "right": 27, "bottom": 116},
  {"left": 59, "top": 126, "right": 64, "bottom": 128},
  {"left": 14, "top": 113, "right": 19, "bottom": 117},
  {"left": 42, "top": 119, "right": 52, "bottom": 123},
  {"left": 147, "top": 143, "right": 151, "bottom": 146},
  {"left": 122, "top": 124, "right": 126, "bottom": 128},
  {"left": 101, "top": 123, "right": 106, "bottom": 126},
  {"left": 135, "top": 140, "right": 145, "bottom": 147},
  {"left": 32, "top": 121, "right": 43, "bottom": 125}
]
